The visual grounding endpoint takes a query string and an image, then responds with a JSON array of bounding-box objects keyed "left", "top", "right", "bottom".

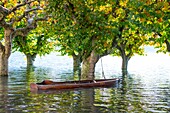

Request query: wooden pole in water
[{"left": 100, "top": 57, "right": 106, "bottom": 79}]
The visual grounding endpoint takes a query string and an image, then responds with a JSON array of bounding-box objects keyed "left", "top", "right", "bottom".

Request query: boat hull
[{"left": 30, "top": 78, "right": 120, "bottom": 91}]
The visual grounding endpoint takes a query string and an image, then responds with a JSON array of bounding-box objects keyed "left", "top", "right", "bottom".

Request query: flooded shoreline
[{"left": 0, "top": 51, "right": 169, "bottom": 112}]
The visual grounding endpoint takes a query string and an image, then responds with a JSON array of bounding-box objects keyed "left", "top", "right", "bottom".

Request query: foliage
[
  {"left": 0, "top": 0, "right": 54, "bottom": 56},
  {"left": 111, "top": 0, "right": 148, "bottom": 58},
  {"left": 0, "top": 0, "right": 47, "bottom": 28},
  {"left": 135, "top": 0, "right": 170, "bottom": 53},
  {"left": 47, "top": 0, "right": 117, "bottom": 58},
  {"left": 12, "top": 21, "right": 56, "bottom": 56},
  {"left": 47, "top": 0, "right": 150, "bottom": 62}
]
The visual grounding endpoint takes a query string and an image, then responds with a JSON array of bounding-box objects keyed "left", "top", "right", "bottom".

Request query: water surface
[{"left": 0, "top": 51, "right": 170, "bottom": 113}]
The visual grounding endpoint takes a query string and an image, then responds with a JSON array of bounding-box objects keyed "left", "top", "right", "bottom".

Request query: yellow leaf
[
  {"left": 162, "top": 2, "right": 169, "bottom": 11},
  {"left": 147, "top": 21, "right": 152, "bottom": 24},
  {"left": 48, "top": 18, "right": 51, "bottom": 22},
  {"left": 149, "top": 41, "right": 154, "bottom": 46},
  {"left": 99, "top": 6, "right": 105, "bottom": 11},
  {"left": 135, "top": 11, "right": 139, "bottom": 14},
  {"left": 120, "top": 0, "right": 128, "bottom": 7},
  {"left": 33, "top": 1, "right": 39, "bottom": 6}
]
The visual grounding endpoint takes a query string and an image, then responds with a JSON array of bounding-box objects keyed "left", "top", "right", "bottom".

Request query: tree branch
[
  {"left": 1, "top": 0, "right": 41, "bottom": 25},
  {"left": 0, "top": 0, "right": 35, "bottom": 15},
  {"left": 13, "top": 26, "right": 34, "bottom": 37},
  {"left": 13, "top": 15, "right": 49, "bottom": 37},
  {"left": 64, "top": 1, "right": 78, "bottom": 24},
  {"left": 35, "top": 15, "right": 49, "bottom": 21},
  {"left": 8, "top": 0, "right": 36, "bottom": 14},
  {"left": 0, "top": 5, "right": 9, "bottom": 15},
  {"left": 127, "top": 45, "right": 133, "bottom": 59},
  {"left": 10, "top": 7, "right": 42, "bottom": 24},
  {"left": 0, "top": 19, "right": 11, "bottom": 29},
  {"left": 165, "top": 39, "right": 170, "bottom": 52},
  {"left": 156, "top": 33, "right": 170, "bottom": 52}
]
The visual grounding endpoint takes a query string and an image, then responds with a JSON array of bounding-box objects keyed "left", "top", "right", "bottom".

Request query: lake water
[{"left": 0, "top": 47, "right": 170, "bottom": 113}]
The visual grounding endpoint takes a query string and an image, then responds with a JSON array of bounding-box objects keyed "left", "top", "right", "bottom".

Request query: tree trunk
[
  {"left": 121, "top": 52, "right": 129, "bottom": 75},
  {"left": 122, "top": 56, "right": 128, "bottom": 75},
  {"left": 0, "top": 54, "right": 8, "bottom": 76},
  {"left": 72, "top": 54, "right": 82, "bottom": 79},
  {"left": 122, "top": 54, "right": 128, "bottom": 71},
  {"left": 117, "top": 44, "right": 132, "bottom": 75},
  {"left": 0, "top": 29, "right": 13, "bottom": 76},
  {"left": 81, "top": 50, "right": 99, "bottom": 80},
  {"left": 26, "top": 54, "right": 36, "bottom": 67},
  {"left": 165, "top": 39, "right": 170, "bottom": 52},
  {"left": 0, "top": 76, "right": 8, "bottom": 112}
]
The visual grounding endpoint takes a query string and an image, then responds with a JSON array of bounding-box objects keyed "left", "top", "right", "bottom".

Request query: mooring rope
[{"left": 100, "top": 57, "right": 106, "bottom": 79}]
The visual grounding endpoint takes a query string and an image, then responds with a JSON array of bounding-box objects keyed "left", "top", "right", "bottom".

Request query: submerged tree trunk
[
  {"left": 121, "top": 54, "right": 129, "bottom": 75},
  {"left": 118, "top": 45, "right": 131, "bottom": 75},
  {"left": 0, "top": 76, "right": 8, "bottom": 111},
  {"left": 72, "top": 54, "right": 82, "bottom": 79},
  {"left": 26, "top": 54, "right": 36, "bottom": 67},
  {"left": 81, "top": 50, "right": 99, "bottom": 80}
]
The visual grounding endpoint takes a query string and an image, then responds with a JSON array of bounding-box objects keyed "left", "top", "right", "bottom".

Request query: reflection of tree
[
  {"left": 26, "top": 67, "right": 36, "bottom": 82},
  {"left": 28, "top": 88, "right": 98, "bottom": 112},
  {"left": 80, "top": 88, "right": 98, "bottom": 113},
  {"left": 94, "top": 88, "right": 112, "bottom": 112},
  {"left": 26, "top": 67, "right": 52, "bottom": 83},
  {"left": 0, "top": 76, "right": 8, "bottom": 112},
  {"left": 108, "top": 74, "right": 146, "bottom": 112},
  {"left": 108, "top": 75, "right": 131, "bottom": 112}
]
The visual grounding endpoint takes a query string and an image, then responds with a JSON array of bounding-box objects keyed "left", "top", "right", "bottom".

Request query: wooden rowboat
[{"left": 30, "top": 78, "right": 120, "bottom": 91}]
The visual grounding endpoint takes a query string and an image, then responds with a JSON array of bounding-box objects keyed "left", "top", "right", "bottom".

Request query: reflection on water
[{"left": 0, "top": 52, "right": 170, "bottom": 113}]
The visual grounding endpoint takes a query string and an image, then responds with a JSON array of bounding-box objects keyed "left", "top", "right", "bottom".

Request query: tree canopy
[
  {"left": 46, "top": 0, "right": 152, "bottom": 75},
  {"left": 134, "top": 0, "right": 170, "bottom": 53},
  {"left": 0, "top": 0, "right": 50, "bottom": 75},
  {"left": 1, "top": 0, "right": 170, "bottom": 76}
]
